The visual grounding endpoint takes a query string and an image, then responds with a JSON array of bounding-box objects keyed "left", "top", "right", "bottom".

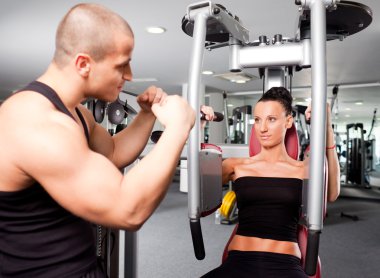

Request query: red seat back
[{"left": 222, "top": 124, "right": 322, "bottom": 278}]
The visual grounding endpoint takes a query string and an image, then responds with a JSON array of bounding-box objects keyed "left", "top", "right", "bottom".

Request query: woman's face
[{"left": 253, "top": 100, "right": 293, "bottom": 147}]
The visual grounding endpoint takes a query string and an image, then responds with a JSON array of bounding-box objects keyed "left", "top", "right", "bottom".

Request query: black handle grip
[
  {"left": 190, "top": 219, "right": 205, "bottom": 260},
  {"left": 305, "top": 230, "right": 321, "bottom": 276},
  {"left": 150, "top": 130, "right": 163, "bottom": 143},
  {"left": 200, "top": 111, "right": 224, "bottom": 122}
]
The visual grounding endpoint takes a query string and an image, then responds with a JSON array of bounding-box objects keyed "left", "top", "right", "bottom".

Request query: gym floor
[{"left": 137, "top": 181, "right": 380, "bottom": 278}]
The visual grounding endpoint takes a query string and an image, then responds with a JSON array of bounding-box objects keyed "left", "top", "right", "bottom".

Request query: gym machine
[
  {"left": 294, "top": 104, "right": 311, "bottom": 160},
  {"left": 230, "top": 105, "right": 252, "bottom": 144},
  {"left": 87, "top": 92, "right": 140, "bottom": 278},
  {"left": 91, "top": 90, "right": 138, "bottom": 135},
  {"left": 345, "top": 109, "right": 377, "bottom": 188},
  {"left": 345, "top": 123, "right": 367, "bottom": 186},
  {"left": 366, "top": 108, "right": 377, "bottom": 172},
  {"left": 182, "top": 0, "right": 372, "bottom": 275}
]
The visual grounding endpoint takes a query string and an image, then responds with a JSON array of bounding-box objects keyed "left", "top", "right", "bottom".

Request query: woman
[{"left": 202, "top": 87, "right": 340, "bottom": 278}]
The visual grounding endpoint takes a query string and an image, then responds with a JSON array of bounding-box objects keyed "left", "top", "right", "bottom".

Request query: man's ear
[
  {"left": 75, "top": 54, "right": 91, "bottom": 77},
  {"left": 286, "top": 115, "right": 293, "bottom": 129}
]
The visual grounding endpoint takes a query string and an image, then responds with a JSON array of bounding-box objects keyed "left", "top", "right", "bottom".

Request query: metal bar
[
  {"left": 233, "top": 40, "right": 311, "bottom": 69},
  {"left": 304, "top": 1, "right": 330, "bottom": 274},
  {"left": 140, "top": 143, "right": 249, "bottom": 159},
  {"left": 187, "top": 11, "right": 208, "bottom": 260},
  {"left": 360, "top": 126, "right": 365, "bottom": 186},
  {"left": 307, "top": 0, "right": 327, "bottom": 232},
  {"left": 223, "top": 92, "right": 231, "bottom": 144},
  {"left": 345, "top": 125, "right": 349, "bottom": 184},
  {"left": 118, "top": 230, "right": 125, "bottom": 278},
  {"left": 244, "top": 113, "right": 250, "bottom": 144},
  {"left": 118, "top": 230, "right": 138, "bottom": 278},
  {"left": 264, "top": 68, "right": 286, "bottom": 92},
  {"left": 187, "top": 11, "right": 208, "bottom": 220},
  {"left": 106, "top": 228, "right": 111, "bottom": 277}
]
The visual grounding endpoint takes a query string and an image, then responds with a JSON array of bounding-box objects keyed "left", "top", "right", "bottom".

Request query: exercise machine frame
[{"left": 184, "top": 0, "right": 342, "bottom": 275}]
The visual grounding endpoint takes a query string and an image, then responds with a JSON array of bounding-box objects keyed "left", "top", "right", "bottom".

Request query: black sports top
[
  {"left": 233, "top": 176, "right": 303, "bottom": 242},
  {"left": 0, "top": 81, "right": 96, "bottom": 277}
]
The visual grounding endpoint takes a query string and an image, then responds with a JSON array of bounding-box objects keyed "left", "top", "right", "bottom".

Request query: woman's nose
[{"left": 260, "top": 120, "right": 268, "bottom": 132}]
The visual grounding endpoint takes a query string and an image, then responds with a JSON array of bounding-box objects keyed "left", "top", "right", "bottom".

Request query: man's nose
[{"left": 123, "top": 64, "right": 132, "bottom": 81}]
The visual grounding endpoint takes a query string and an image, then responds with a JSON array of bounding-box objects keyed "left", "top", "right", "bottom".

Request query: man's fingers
[{"left": 153, "top": 88, "right": 165, "bottom": 104}]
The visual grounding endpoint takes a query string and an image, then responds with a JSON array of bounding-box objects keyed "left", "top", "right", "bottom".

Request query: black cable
[
  {"left": 367, "top": 108, "right": 377, "bottom": 139},
  {"left": 289, "top": 73, "right": 293, "bottom": 95},
  {"left": 262, "top": 75, "right": 265, "bottom": 95}
]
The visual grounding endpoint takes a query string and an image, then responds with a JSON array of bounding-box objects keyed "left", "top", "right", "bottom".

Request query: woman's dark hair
[{"left": 257, "top": 87, "right": 293, "bottom": 116}]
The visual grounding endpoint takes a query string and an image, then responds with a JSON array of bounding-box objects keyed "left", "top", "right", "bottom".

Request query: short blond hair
[{"left": 53, "top": 3, "right": 133, "bottom": 67}]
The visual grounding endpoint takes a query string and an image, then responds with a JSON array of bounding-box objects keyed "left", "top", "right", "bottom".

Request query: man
[{"left": 0, "top": 3, "right": 195, "bottom": 277}]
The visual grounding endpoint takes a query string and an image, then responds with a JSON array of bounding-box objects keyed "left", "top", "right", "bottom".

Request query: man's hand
[
  {"left": 137, "top": 86, "right": 167, "bottom": 113},
  {"left": 152, "top": 95, "right": 195, "bottom": 131}
]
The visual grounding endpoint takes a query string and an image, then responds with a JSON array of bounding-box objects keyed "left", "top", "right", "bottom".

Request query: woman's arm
[
  {"left": 305, "top": 103, "right": 340, "bottom": 202},
  {"left": 324, "top": 106, "right": 340, "bottom": 202}
]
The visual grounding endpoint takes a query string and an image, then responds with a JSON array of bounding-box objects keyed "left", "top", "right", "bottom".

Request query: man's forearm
[
  {"left": 117, "top": 126, "right": 190, "bottom": 229},
  {"left": 112, "top": 111, "right": 156, "bottom": 168}
]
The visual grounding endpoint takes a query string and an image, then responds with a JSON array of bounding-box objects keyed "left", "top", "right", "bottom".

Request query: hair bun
[{"left": 258, "top": 87, "right": 293, "bottom": 115}]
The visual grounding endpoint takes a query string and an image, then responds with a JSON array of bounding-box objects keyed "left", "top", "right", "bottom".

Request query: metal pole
[
  {"left": 118, "top": 164, "right": 138, "bottom": 278},
  {"left": 360, "top": 126, "right": 366, "bottom": 186},
  {"left": 305, "top": 0, "right": 328, "bottom": 275},
  {"left": 308, "top": 0, "right": 327, "bottom": 233},
  {"left": 187, "top": 11, "right": 208, "bottom": 260},
  {"left": 346, "top": 125, "right": 349, "bottom": 184},
  {"left": 223, "top": 92, "right": 231, "bottom": 144},
  {"left": 244, "top": 113, "right": 250, "bottom": 144}
]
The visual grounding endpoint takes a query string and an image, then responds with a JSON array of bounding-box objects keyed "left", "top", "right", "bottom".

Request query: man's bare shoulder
[
  {"left": 0, "top": 91, "right": 87, "bottom": 163},
  {"left": 0, "top": 91, "right": 56, "bottom": 120},
  {"left": 0, "top": 91, "right": 84, "bottom": 190}
]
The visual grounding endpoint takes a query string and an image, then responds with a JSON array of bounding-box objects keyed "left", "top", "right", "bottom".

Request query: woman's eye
[
  {"left": 269, "top": 117, "right": 276, "bottom": 122},
  {"left": 254, "top": 118, "right": 260, "bottom": 124}
]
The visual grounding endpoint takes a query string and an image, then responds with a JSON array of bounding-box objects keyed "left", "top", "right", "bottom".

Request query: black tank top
[
  {"left": 0, "top": 81, "right": 96, "bottom": 277},
  {"left": 233, "top": 176, "right": 302, "bottom": 242}
]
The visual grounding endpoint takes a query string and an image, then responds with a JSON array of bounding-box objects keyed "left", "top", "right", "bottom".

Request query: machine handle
[
  {"left": 305, "top": 230, "right": 320, "bottom": 276},
  {"left": 190, "top": 219, "right": 205, "bottom": 260},
  {"left": 200, "top": 111, "right": 224, "bottom": 122},
  {"left": 151, "top": 112, "right": 224, "bottom": 143}
]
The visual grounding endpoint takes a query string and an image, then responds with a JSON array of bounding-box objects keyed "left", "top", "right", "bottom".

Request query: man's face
[{"left": 89, "top": 33, "right": 134, "bottom": 102}]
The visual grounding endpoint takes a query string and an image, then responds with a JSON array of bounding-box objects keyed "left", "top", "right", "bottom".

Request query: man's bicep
[
  {"left": 20, "top": 121, "right": 123, "bottom": 224},
  {"left": 40, "top": 150, "right": 124, "bottom": 224}
]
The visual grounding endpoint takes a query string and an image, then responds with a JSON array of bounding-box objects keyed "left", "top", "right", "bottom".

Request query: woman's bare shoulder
[{"left": 223, "top": 157, "right": 251, "bottom": 166}]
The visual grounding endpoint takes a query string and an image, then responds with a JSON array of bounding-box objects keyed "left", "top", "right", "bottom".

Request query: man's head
[
  {"left": 53, "top": 3, "right": 133, "bottom": 67},
  {"left": 52, "top": 3, "right": 134, "bottom": 101}
]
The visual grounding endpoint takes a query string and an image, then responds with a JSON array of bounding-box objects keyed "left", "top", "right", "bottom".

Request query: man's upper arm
[{"left": 16, "top": 110, "right": 125, "bottom": 226}]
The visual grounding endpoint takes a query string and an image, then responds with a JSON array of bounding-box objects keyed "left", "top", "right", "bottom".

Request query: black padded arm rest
[
  {"left": 305, "top": 230, "right": 321, "bottom": 276},
  {"left": 190, "top": 219, "right": 205, "bottom": 260}
]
